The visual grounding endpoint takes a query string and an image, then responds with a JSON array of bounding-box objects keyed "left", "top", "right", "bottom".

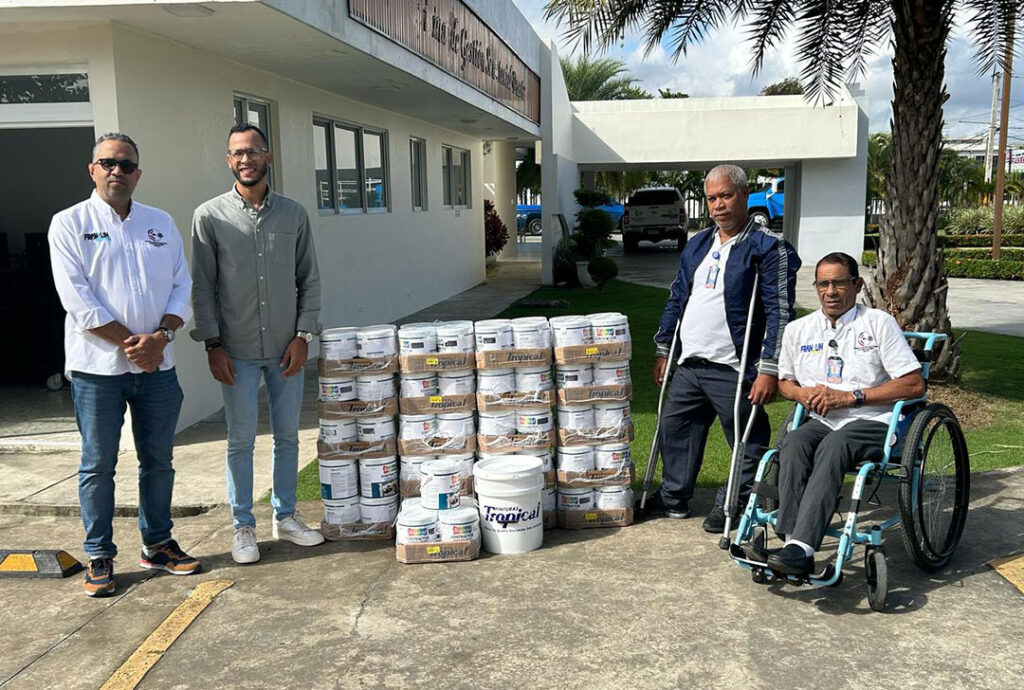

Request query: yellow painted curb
[
  {"left": 100, "top": 579, "right": 234, "bottom": 690},
  {"left": 989, "top": 554, "right": 1024, "bottom": 596}
]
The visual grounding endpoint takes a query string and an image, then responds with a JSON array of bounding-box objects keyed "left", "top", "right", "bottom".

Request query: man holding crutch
[{"left": 649, "top": 165, "right": 800, "bottom": 532}]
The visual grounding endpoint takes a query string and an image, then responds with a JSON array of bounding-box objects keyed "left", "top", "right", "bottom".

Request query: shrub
[
  {"left": 946, "top": 257, "right": 1024, "bottom": 280},
  {"left": 553, "top": 233, "right": 579, "bottom": 286},
  {"left": 574, "top": 188, "right": 614, "bottom": 208},
  {"left": 484, "top": 199, "right": 509, "bottom": 257},
  {"left": 587, "top": 256, "right": 618, "bottom": 286},
  {"left": 945, "top": 247, "right": 1024, "bottom": 262},
  {"left": 946, "top": 206, "right": 993, "bottom": 235},
  {"left": 1002, "top": 205, "right": 1024, "bottom": 232},
  {"left": 941, "top": 233, "right": 1024, "bottom": 248},
  {"left": 573, "top": 207, "right": 616, "bottom": 259}
]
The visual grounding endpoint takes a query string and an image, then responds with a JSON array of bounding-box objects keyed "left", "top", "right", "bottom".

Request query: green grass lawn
[{"left": 294, "top": 279, "right": 1024, "bottom": 501}]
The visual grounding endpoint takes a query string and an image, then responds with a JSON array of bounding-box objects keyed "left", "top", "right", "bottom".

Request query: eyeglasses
[
  {"left": 93, "top": 158, "right": 138, "bottom": 174},
  {"left": 228, "top": 148, "right": 268, "bottom": 160},
  {"left": 814, "top": 278, "right": 857, "bottom": 291}
]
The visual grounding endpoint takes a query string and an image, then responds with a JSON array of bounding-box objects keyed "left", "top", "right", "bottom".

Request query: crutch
[
  {"left": 637, "top": 317, "right": 683, "bottom": 513},
  {"left": 719, "top": 272, "right": 760, "bottom": 550}
]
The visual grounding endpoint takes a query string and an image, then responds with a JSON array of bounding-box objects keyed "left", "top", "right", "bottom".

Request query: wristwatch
[
  {"left": 296, "top": 331, "right": 313, "bottom": 343},
  {"left": 158, "top": 326, "right": 175, "bottom": 342},
  {"left": 852, "top": 389, "right": 865, "bottom": 408}
]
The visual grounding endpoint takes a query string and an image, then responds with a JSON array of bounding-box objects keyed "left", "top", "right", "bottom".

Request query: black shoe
[
  {"left": 701, "top": 504, "right": 728, "bottom": 533},
  {"left": 742, "top": 528, "right": 781, "bottom": 562},
  {"left": 767, "top": 544, "right": 815, "bottom": 575},
  {"left": 640, "top": 492, "right": 691, "bottom": 519}
]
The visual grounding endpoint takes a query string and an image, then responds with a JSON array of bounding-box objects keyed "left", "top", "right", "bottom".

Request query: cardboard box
[
  {"left": 401, "top": 476, "right": 475, "bottom": 499},
  {"left": 557, "top": 507, "right": 633, "bottom": 529},
  {"left": 544, "top": 470, "right": 556, "bottom": 488},
  {"left": 399, "top": 394, "right": 475, "bottom": 414},
  {"left": 556, "top": 385, "right": 632, "bottom": 406},
  {"left": 476, "top": 389, "right": 554, "bottom": 411},
  {"left": 556, "top": 422, "right": 635, "bottom": 447},
  {"left": 398, "top": 435, "right": 477, "bottom": 456},
  {"left": 319, "top": 356, "right": 398, "bottom": 376},
  {"left": 320, "top": 521, "right": 395, "bottom": 541},
  {"left": 395, "top": 534, "right": 481, "bottom": 564},
  {"left": 544, "top": 510, "right": 556, "bottom": 530},
  {"left": 477, "top": 431, "right": 554, "bottom": 454},
  {"left": 475, "top": 348, "right": 552, "bottom": 369},
  {"left": 399, "top": 352, "right": 475, "bottom": 374},
  {"left": 317, "top": 438, "right": 396, "bottom": 460},
  {"left": 318, "top": 398, "right": 398, "bottom": 418},
  {"left": 554, "top": 342, "right": 632, "bottom": 365},
  {"left": 556, "top": 465, "right": 635, "bottom": 488}
]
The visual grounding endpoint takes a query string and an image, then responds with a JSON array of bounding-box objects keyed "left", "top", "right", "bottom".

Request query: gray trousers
[
  {"left": 776, "top": 418, "right": 888, "bottom": 549},
  {"left": 658, "top": 359, "right": 770, "bottom": 511}
]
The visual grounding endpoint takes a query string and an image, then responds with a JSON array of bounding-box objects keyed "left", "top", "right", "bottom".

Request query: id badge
[
  {"left": 826, "top": 356, "right": 844, "bottom": 384},
  {"left": 704, "top": 264, "right": 720, "bottom": 289}
]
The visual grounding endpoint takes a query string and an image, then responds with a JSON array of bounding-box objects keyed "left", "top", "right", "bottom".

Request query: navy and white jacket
[{"left": 654, "top": 218, "right": 801, "bottom": 381}]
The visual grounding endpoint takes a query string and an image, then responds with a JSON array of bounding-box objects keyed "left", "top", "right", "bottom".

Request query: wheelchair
[{"left": 727, "top": 332, "right": 971, "bottom": 611}]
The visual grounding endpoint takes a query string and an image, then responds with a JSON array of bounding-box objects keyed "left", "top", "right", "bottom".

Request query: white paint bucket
[
  {"left": 360, "top": 495, "right": 399, "bottom": 523},
  {"left": 557, "top": 446, "right": 596, "bottom": 473},
  {"left": 318, "top": 459, "right": 359, "bottom": 500},
  {"left": 474, "top": 319, "right": 514, "bottom": 351},
  {"left": 437, "top": 370, "right": 475, "bottom": 396},
  {"left": 395, "top": 507, "right": 439, "bottom": 545},
  {"left": 595, "top": 442, "right": 633, "bottom": 470},
  {"left": 357, "top": 415, "right": 396, "bottom": 442},
  {"left": 356, "top": 373, "right": 396, "bottom": 401},
  {"left": 320, "top": 327, "right": 358, "bottom": 360},
  {"left": 477, "top": 369, "right": 515, "bottom": 396},
  {"left": 555, "top": 365, "right": 594, "bottom": 389},
  {"left": 399, "top": 455, "right": 434, "bottom": 483},
  {"left": 319, "top": 376, "right": 357, "bottom": 402},
  {"left": 435, "top": 320, "right": 475, "bottom": 353},
  {"left": 398, "top": 324, "right": 437, "bottom": 355},
  {"left": 400, "top": 496, "right": 422, "bottom": 512},
  {"left": 473, "top": 455, "right": 544, "bottom": 555},
  {"left": 437, "top": 411, "right": 475, "bottom": 438},
  {"left": 439, "top": 506, "right": 479, "bottom": 542},
  {"left": 356, "top": 324, "right": 397, "bottom": 358},
  {"left": 515, "top": 366, "right": 553, "bottom": 392},
  {"left": 477, "top": 409, "right": 516, "bottom": 437},
  {"left": 323, "top": 496, "right": 361, "bottom": 525},
  {"left": 516, "top": 449, "right": 553, "bottom": 473},
  {"left": 549, "top": 315, "right": 593, "bottom": 347},
  {"left": 399, "top": 373, "right": 439, "bottom": 399},
  {"left": 450, "top": 452, "right": 475, "bottom": 480},
  {"left": 510, "top": 317, "right": 552, "bottom": 349},
  {"left": 557, "top": 405, "right": 595, "bottom": 431},
  {"left": 588, "top": 312, "right": 631, "bottom": 344},
  {"left": 594, "top": 402, "right": 631, "bottom": 429},
  {"left": 592, "top": 361, "right": 631, "bottom": 386},
  {"left": 516, "top": 407, "right": 553, "bottom": 434},
  {"left": 594, "top": 485, "right": 633, "bottom": 510},
  {"left": 557, "top": 487, "right": 594, "bottom": 512},
  {"left": 399, "top": 414, "right": 437, "bottom": 440},
  {"left": 543, "top": 486, "right": 556, "bottom": 513},
  {"left": 320, "top": 417, "right": 357, "bottom": 443},
  {"left": 359, "top": 455, "right": 399, "bottom": 498},
  {"left": 420, "top": 458, "right": 462, "bottom": 510}
]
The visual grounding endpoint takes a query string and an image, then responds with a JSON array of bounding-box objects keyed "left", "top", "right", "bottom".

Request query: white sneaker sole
[
  {"left": 272, "top": 527, "right": 325, "bottom": 547},
  {"left": 231, "top": 549, "right": 261, "bottom": 565}
]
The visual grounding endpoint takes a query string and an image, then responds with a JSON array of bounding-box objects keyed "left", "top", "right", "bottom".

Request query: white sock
[{"left": 784, "top": 539, "right": 815, "bottom": 557}]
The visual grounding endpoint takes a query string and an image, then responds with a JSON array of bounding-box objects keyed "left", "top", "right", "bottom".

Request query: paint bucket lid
[
  {"left": 400, "top": 413, "right": 436, "bottom": 422},
  {"left": 516, "top": 366, "right": 550, "bottom": 374},
  {"left": 422, "top": 458, "right": 460, "bottom": 475},
  {"left": 359, "top": 455, "right": 396, "bottom": 466},
  {"left": 511, "top": 317, "right": 549, "bottom": 329},
  {"left": 596, "top": 442, "right": 630, "bottom": 451},
  {"left": 517, "top": 406, "right": 549, "bottom": 416},
  {"left": 438, "top": 411, "right": 473, "bottom": 420},
  {"left": 357, "top": 373, "right": 394, "bottom": 382},
  {"left": 477, "top": 409, "right": 515, "bottom": 418},
  {"left": 322, "top": 327, "right": 358, "bottom": 341},
  {"left": 439, "top": 506, "right": 478, "bottom": 525},
  {"left": 595, "top": 360, "right": 629, "bottom": 370},
  {"left": 398, "top": 324, "right": 436, "bottom": 337},
  {"left": 360, "top": 495, "right": 398, "bottom": 505},
  {"left": 357, "top": 324, "right": 397, "bottom": 336},
  {"left": 401, "top": 372, "right": 436, "bottom": 380},
  {"left": 478, "top": 369, "right": 514, "bottom": 377},
  {"left": 474, "top": 455, "right": 543, "bottom": 481},
  {"left": 397, "top": 506, "right": 437, "bottom": 526},
  {"left": 595, "top": 402, "right": 629, "bottom": 410},
  {"left": 474, "top": 319, "right": 512, "bottom": 332},
  {"left": 549, "top": 315, "right": 591, "bottom": 327},
  {"left": 588, "top": 312, "right": 628, "bottom": 326},
  {"left": 438, "top": 369, "right": 473, "bottom": 378},
  {"left": 363, "top": 415, "right": 395, "bottom": 423},
  {"left": 595, "top": 485, "right": 628, "bottom": 494},
  {"left": 559, "top": 404, "right": 594, "bottom": 413},
  {"left": 557, "top": 486, "right": 592, "bottom": 495},
  {"left": 435, "top": 320, "right": 474, "bottom": 334}
]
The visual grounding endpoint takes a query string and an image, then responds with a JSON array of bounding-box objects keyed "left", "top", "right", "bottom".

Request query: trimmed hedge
[{"left": 862, "top": 250, "right": 1024, "bottom": 280}]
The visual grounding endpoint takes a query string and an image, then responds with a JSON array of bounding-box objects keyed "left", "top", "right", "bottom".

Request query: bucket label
[{"left": 482, "top": 501, "right": 541, "bottom": 529}]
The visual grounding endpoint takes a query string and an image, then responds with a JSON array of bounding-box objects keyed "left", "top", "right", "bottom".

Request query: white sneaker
[
  {"left": 232, "top": 526, "right": 260, "bottom": 564},
  {"left": 272, "top": 514, "right": 325, "bottom": 547}
]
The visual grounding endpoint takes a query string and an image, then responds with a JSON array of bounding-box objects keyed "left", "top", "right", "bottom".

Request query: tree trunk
[{"left": 865, "top": 0, "right": 960, "bottom": 381}]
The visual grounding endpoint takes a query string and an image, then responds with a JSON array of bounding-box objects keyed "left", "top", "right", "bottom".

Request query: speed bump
[{"left": 0, "top": 549, "right": 82, "bottom": 578}]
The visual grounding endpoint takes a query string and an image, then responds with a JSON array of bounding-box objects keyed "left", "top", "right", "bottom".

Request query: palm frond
[
  {"left": 962, "top": 0, "right": 1024, "bottom": 76},
  {"left": 793, "top": 0, "right": 847, "bottom": 103},
  {"left": 837, "top": 0, "right": 893, "bottom": 81},
  {"left": 643, "top": 0, "right": 735, "bottom": 61},
  {"left": 545, "top": 0, "right": 656, "bottom": 55},
  {"left": 742, "top": 0, "right": 797, "bottom": 74}
]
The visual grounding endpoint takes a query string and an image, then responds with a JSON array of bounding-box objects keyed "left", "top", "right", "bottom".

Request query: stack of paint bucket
[
  {"left": 317, "top": 325, "right": 401, "bottom": 539},
  {"left": 552, "top": 313, "right": 636, "bottom": 529}
]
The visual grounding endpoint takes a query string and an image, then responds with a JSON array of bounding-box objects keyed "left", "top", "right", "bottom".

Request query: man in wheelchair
[{"left": 757, "top": 252, "right": 925, "bottom": 575}]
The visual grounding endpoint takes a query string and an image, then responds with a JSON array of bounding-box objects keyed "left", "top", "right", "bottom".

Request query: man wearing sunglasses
[
  {"left": 750, "top": 252, "right": 924, "bottom": 575},
  {"left": 48, "top": 132, "right": 200, "bottom": 597},
  {"left": 190, "top": 123, "right": 323, "bottom": 564}
]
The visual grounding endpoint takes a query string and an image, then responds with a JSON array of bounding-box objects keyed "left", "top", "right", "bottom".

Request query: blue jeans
[
  {"left": 222, "top": 357, "right": 304, "bottom": 528},
  {"left": 71, "top": 368, "right": 183, "bottom": 559}
]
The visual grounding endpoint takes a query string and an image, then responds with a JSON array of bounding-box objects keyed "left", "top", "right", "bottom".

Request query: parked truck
[{"left": 746, "top": 176, "right": 785, "bottom": 228}]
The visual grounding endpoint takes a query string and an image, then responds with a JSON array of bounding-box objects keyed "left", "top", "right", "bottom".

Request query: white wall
[{"left": 540, "top": 40, "right": 578, "bottom": 285}]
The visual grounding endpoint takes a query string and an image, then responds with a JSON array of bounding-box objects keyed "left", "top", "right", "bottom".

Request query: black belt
[{"left": 681, "top": 357, "right": 715, "bottom": 367}]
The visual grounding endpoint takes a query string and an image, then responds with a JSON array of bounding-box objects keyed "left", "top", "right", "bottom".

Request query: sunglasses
[{"left": 94, "top": 158, "right": 139, "bottom": 174}]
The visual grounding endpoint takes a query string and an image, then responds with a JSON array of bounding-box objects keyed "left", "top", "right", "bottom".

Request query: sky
[{"left": 510, "top": 0, "right": 1024, "bottom": 145}]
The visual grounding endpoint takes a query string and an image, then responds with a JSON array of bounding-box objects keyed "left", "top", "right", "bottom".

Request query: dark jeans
[
  {"left": 776, "top": 418, "right": 888, "bottom": 550},
  {"left": 70, "top": 368, "right": 183, "bottom": 559},
  {"left": 658, "top": 360, "right": 770, "bottom": 511}
]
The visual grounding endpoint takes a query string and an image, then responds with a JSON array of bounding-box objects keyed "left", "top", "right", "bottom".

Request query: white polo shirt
[
  {"left": 678, "top": 231, "right": 740, "bottom": 370},
  {"left": 778, "top": 304, "right": 921, "bottom": 429},
  {"left": 48, "top": 191, "right": 193, "bottom": 376}
]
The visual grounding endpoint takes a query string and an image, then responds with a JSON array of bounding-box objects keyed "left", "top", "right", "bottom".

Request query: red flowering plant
[{"left": 484, "top": 199, "right": 509, "bottom": 257}]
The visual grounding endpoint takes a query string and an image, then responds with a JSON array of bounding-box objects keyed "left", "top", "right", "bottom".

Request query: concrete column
[
  {"left": 483, "top": 140, "right": 518, "bottom": 259},
  {"left": 580, "top": 170, "right": 596, "bottom": 190},
  {"left": 782, "top": 163, "right": 801, "bottom": 248}
]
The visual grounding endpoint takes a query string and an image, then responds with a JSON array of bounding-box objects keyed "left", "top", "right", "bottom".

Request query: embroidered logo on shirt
[
  {"left": 800, "top": 342, "right": 824, "bottom": 353},
  {"left": 855, "top": 331, "right": 877, "bottom": 351},
  {"left": 146, "top": 229, "right": 166, "bottom": 247},
  {"left": 83, "top": 232, "right": 110, "bottom": 242}
]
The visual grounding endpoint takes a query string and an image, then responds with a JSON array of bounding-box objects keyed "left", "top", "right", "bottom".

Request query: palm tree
[
  {"left": 545, "top": 0, "right": 1022, "bottom": 380},
  {"left": 560, "top": 55, "right": 652, "bottom": 100}
]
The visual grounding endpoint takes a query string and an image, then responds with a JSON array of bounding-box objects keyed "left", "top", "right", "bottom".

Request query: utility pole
[
  {"left": 993, "top": 21, "right": 1014, "bottom": 262},
  {"left": 985, "top": 69, "right": 1000, "bottom": 184}
]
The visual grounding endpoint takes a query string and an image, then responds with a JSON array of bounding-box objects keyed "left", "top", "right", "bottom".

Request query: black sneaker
[
  {"left": 641, "top": 492, "right": 691, "bottom": 519},
  {"left": 83, "top": 557, "right": 116, "bottom": 597},
  {"left": 702, "top": 504, "right": 727, "bottom": 533}
]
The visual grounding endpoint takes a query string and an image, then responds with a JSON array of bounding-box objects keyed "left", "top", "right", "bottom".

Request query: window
[
  {"left": 0, "top": 66, "right": 92, "bottom": 128},
  {"left": 313, "top": 116, "right": 390, "bottom": 214},
  {"left": 442, "top": 145, "right": 470, "bottom": 208},
  {"left": 0, "top": 72, "right": 89, "bottom": 103},
  {"left": 410, "top": 138, "right": 427, "bottom": 211},
  {"left": 233, "top": 94, "right": 274, "bottom": 187}
]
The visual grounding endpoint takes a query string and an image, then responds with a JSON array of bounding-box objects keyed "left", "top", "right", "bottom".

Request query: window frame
[
  {"left": 312, "top": 113, "right": 391, "bottom": 216},
  {"left": 441, "top": 144, "right": 471, "bottom": 210},
  {"left": 410, "top": 137, "right": 428, "bottom": 212}
]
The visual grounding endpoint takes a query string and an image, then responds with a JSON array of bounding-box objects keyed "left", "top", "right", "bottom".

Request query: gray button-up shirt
[{"left": 190, "top": 187, "right": 321, "bottom": 360}]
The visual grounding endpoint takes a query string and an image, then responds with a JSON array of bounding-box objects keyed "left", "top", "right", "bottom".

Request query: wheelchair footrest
[{"left": 728, "top": 542, "right": 768, "bottom": 568}]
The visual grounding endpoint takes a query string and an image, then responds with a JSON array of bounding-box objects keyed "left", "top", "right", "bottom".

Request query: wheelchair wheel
[
  {"left": 865, "top": 548, "right": 888, "bottom": 612},
  {"left": 898, "top": 403, "right": 970, "bottom": 573}
]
